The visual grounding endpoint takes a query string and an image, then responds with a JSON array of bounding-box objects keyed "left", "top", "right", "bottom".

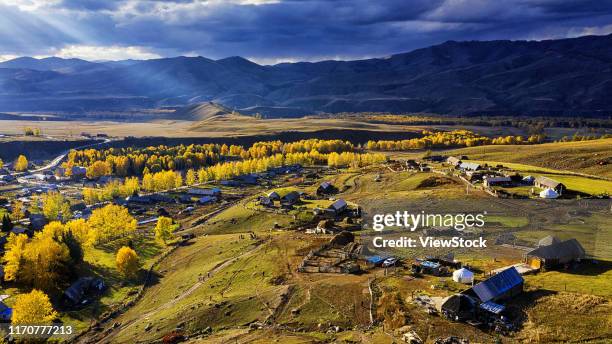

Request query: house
[
  {"left": 405, "top": 159, "right": 419, "bottom": 170},
  {"left": 317, "top": 181, "right": 335, "bottom": 195},
  {"left": 0, "top": 302, "right": 12, "bottom": 321},
  {"left": 465, "top": 171, "right": 484, "bottom": 182},
  {"left": 329, "top": 199, "right": 347, "bottom": 215},
  {"left": 424, "top": 155, "right": 446, "bottom": 162},
  {"left": 236, "top": 174, "right": 258, "bottom": 185},
  {"left": 446, "top": 156, "right": 462, "bottom": 167},
  {"left": 309, "top": 219, "right": 336, "bottom": 234},
  {"left": 179, "top": 195, "right": 193, "bottom": 204},
  {"left": 267, "top": 191, "right": 280, "bottom": 201},
  {"left": 459, "top": 162, "right": 481, "bottom": 172},
  {"left": 452, "top": 268, "right": 474, "bottom": 284},
  {"left": 526, "top": 238, "right": 585, "bottom": 268},
  {"left": 438, "top": 294, "right": 477, "bottom": 321},
  {"left": 63, "top": 277, "right": 106, "bottom": 306},
  {"left": 198, "top": 196, "right": 217, "bottom": 205},
  {"left": 188, "top": 188, "right": 221, "bottom": 197},
  {"left": 70, "top": 202, "right": 87, "bottom": 212},
  {"left": 150, "top": 194, "right": 175, "bottom": 203},
  {"left": 539, "top": 188, "right": 559, "bottom": 199},
  {"left": 464, "top": 267, "right": 523, "bottom": 303},
  {"left": 71, "top": 166, "right": 87, "bottom": 179},
  {"left": 280, "top": 191, "right": 300, "bottom": 207},
  {"left": 259, "top": 196, "right": 273, "bottom": 207},
  {"left": 126, "top": 195, "right": 153, "bottom": 204},
  {"left": 0, "top": 175, "right": 15, "bottom": 182},
  {"left": 268, "top": 164, "right": 302, "bottom": 175},
  {"left": 522, "top": 175, "right": 535, "bottom": 185},
  {"left": 534, "top": 176, "right": 565, "bottom": 194},
  {"left": 220, "top": 180, "right": 239, "bottom": 187},
  {"left": 97, "top": 175, "right": 118, "bottom": 185},
  {"left": 416, "top": 260, "right": 442, "bottom": 275},
  {"left": 537, "top": 235, "right": 561, "bottom": 247},
  {"left": 483, "top": 176, "right": 512, "bottom": 187},
  {"left": 10, "top": 227, "right": 30, "bottom": 236},
  {"left": 419, "top": 165, "right": 431, "bottom": 172},
  {"left": 28, "top": 213, "right": 47, "bottom": 230}
]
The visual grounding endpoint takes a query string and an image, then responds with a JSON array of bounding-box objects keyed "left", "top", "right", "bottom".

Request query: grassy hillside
[{"left": 446, "top": 138, "right": 612, "bottom": 178}]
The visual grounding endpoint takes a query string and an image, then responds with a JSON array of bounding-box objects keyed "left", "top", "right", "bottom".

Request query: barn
[
  {"left": 317, "top": 181, "right": 335, "bottom": 195},
  {"left": 534, "top": 176, "right": 565, "bottom": 195},
  {"left": 526, "top": 238, "right": 585, "bottom": 268},
  {"left": 280, "top": 191, "right": 300, "bottom": 207},
  {"left": 437, "top": 294, "right": 477, "bottom": 321},
  {"left": 465, "top": 267, "right": 523, "bottom": 303},
  {"left": 459, "top": 162, "right": 481, "bottom": 172},
  {"left": 446, "top": 156, "right": 462, "bottom": 167},
  {"left": 483, "top": 176, "right": 512, "bottom": 187}
]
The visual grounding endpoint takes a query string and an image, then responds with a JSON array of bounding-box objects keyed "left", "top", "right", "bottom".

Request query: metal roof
[
  {"left": 479, "top": 301, "right": 505, "bottom": 314},
  {"left": 329, "top": 199, "right": 347, "bottom": 211},
  {"left": 527, "top": 239, "right": 585, "bottom": 261},
  {"left": 471, "top": 267, "right": 523, "bottom": 303},
  {"left": 320, "top": 181, "right": 332, "bottom": 189},
  {"left": 459, "top": 162, "right": 481, "bottom": 171},
  {"left": 535, "top": 176, "right": 562, "bottom": 189}
]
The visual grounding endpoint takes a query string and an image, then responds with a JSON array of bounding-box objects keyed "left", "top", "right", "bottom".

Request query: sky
[{"left": 1, "top": 0, "right": 612, "bottom": 64}]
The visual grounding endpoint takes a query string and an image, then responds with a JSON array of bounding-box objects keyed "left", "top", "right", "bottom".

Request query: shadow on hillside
[
  {"left": 506, "top": 289, "right": 557, "bottom": 329},
  {"left": 558, "top": 260, "right": 612, "bottom": 276},
  {"left": 143, "top": 270, "right": 163, "bottom": 288}
]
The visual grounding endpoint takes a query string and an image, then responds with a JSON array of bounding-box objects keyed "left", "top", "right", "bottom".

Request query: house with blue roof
[{"left": 464, "top": 267, "right": 524, "bottom": 303}]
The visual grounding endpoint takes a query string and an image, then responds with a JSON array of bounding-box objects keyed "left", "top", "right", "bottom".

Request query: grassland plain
[{"left": 0, "top": 117, "right": 426, "bottom": 138}]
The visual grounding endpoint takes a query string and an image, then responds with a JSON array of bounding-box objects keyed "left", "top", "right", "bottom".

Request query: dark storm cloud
[{"left": 1, "top": 0, "right": 612, "bottom": 62}]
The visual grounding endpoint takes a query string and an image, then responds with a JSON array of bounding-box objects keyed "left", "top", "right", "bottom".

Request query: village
[{"left": 0, "top": 136, "right": 609, "bottom": 343}]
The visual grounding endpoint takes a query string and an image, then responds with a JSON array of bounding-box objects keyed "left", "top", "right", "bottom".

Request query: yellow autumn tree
[
  {"left": 142, "top": 172, "right": 154, "bottom": 191},
  {"left": 3, "top": 233, "right": 29, "bottom": 282},
  {"left": 116, "top": 246, "right": 139, "bottom": 278},
  {"left": 22, "top": 232, "right": 70, "bottom": 290},
  {"left": 88, "top": 204, "right": 137, "bottom": 244},
  {"left": 14, "top": 155, "right": 28, "bottom": 172},
  {"left": 185, "top": 169, "right": 196, "bottom": 186},
  {"left": 86, "top": 160, "right": 111, "bottom": 179},
  {"left": 174, "top": 172, "right": 183, "bottom": 189},
  {"left": 11, "top": 289, "right": 58, "bottom": 325},
  {"left": 82, "top": 188, "right": 98, "bottom": 205},
  {"left": 65, "top": 219, "right": 94, "bottom": 246},
  {"left": 155, "top": 216, "right": 176, "bottom": 245},
  {"left": 11, "top": 201, "right": 24, "bottom": 220},
  {"left": 42, "top": 191, "right": 72, "bottom": 222}
]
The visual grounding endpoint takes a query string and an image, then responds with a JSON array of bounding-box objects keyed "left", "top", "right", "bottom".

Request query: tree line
[{"left": 365, "top": 130, "right": 547, "bottom": 151}]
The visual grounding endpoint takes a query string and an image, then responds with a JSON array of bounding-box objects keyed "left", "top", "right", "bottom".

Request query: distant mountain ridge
[{"left": 1, "top": 34, "right": 611, "bottom": 117}]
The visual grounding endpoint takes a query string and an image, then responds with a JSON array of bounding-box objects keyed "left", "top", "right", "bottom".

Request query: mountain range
[{"left": 1, "top": 34, "right": 611, "bottom": 118}]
